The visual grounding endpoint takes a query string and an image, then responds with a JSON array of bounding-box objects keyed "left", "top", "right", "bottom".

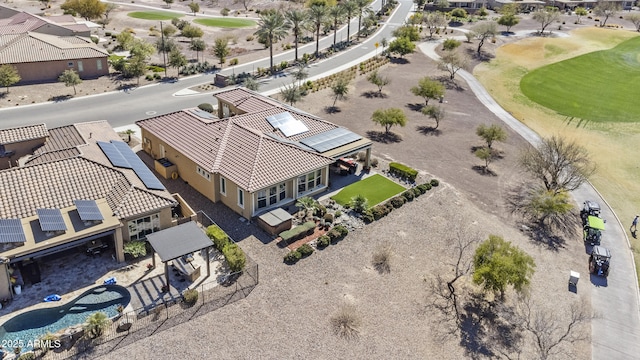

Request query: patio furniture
[{"left": 174, "top": 257, "right": 201, "bottom": 282}]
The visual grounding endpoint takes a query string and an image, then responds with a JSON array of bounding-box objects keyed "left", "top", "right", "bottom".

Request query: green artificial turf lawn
[
  {"left": 127, "top": 11, "right": 183, "bottom": 20},
  {"left": 520, "top": 36, "right": 640, "bottom": 123},
  {"left": 193, "top": 18, "right": 256, "bottom": 28},
  {"left": 331, "top": 174, "right": 406, "bottom": 207}
]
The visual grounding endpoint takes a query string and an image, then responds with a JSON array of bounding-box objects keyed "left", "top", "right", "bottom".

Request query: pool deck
[{"left": 0, "top": 245, "right": 225, "bottom": 327}]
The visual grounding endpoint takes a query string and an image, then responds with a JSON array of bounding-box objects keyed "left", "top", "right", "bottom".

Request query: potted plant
[{"left": 146, "top": 263, "right": 154, "bottom": 271}]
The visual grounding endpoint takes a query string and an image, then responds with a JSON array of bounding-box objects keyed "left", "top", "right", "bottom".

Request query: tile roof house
[
  {"left": 137, "top": 88, "right": 373, "bottom": 219},
  {"left": 0, "top": 31, "right": 108, "bottom": 83},
  {"left": 0, "top": 5, "right": 91, "bottom": 36},
  {"left": 0, "top": 121, "right": 188, "bottom": 301}
]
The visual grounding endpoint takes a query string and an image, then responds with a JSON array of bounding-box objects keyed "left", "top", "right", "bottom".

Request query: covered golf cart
[
  {"left": 589, "top": 245, "right": 611, "bottom": 277},
  {"left": 583, "top": 215, "right": 605, "bottom": 246},
  {"left": 580, "top": 200, "right": 601, "bottom": 226}
]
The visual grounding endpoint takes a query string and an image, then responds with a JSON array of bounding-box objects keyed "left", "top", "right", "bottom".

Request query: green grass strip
[
  {"left": 331, "top": 174, "right": 406, "bottom": 207},
  {"left": 520, "top": 36, "right": 640, "bottom": 123},
  {"left": 193, "top": 18, "right": 256, "bottom": 28},
  {"left": 127, "top": 11, "right": 184, "bottom": 20}
]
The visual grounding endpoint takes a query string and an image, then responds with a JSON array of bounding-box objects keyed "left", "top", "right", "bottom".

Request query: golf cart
[
  {"left": 589, "top": 245, "right": 611, "bottom": 277},
  {"left": 583, "top": 215, "right": 605, "bottom": 246},
  {"left": 580, "top": 200, "right": 601, "bottom": 226}
]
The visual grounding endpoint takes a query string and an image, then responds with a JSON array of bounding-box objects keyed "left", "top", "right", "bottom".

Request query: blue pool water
[{"left": 0, "top": 284, "right": 130, "bottom": 351}]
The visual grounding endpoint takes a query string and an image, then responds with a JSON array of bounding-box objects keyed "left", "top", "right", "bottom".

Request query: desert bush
[
  {"left": 17, "top": 353, "right": 35, "bottom": 360},
  {"left": 331, "top": 304, "right": 361, "bottom": 340},
  {"left": 412, "top": 187, "right": 422, "bottom": 197},
  {"left": 361, "top": 209, "right": 375, "bottom": 224},
  {"left": 371, "top": 205, "right": 386, "bottom": 220},
  {"left": 298, "top": 243, "right": 314, "bottom": 257},
  {"left": 327, "top": 228, "right": 341, "bottom": 241},
  {"left": 371, "top": 158, "right": 379, "bottom": 167},
  {"left": 430, "top": 179, "right": 440, "bottom": 187},
  {"left": 389, "top": 162, "right": 418, "bottom": 181},
  {"left": 246, "top": 35, "right": 254, "bottom": 41},
  {"left": 183, "top": 288, "right": 199, "bottom": 305},
  {"left": 324, "top": 213, "right": 334, "bottom": 224},
  {"left": 284, "top": 250, "right": 302, "bottom": 264},
  {"left": 314, "top": 205, "right": 327, "bottom": 217},
  {"left": 222, "top": 243, "right": 246, "bottom": 272},
  {"left": 390, "top": 196, "right": 406, "bottom": 208},
  {"left": 279, "top": 221, "right": 316, "bottom": 243},
  {"left": 335, "top": 210, "right": 342, "bottom": 218},
  {"left": 317, "top": 235, "right": 331, "bottom": 248},
  {"left": 402, "top": 190, "right": 415, "bottom": 202},
  {"left": 221, "top": 7, "right": 230, "bottom": 16},
  {"left": 334, "top": 225, "right": 349, "bottom": 237},
  {"left": 206, "top": 224, "right": 230, "bottom": 250},
  {"left": 123, "top": 240, "right": 146, "bottom": 258},
  {"left": 84, "top": 312, "right": 109, "bottom": 338},
  {"left": 418, "top": 183, "right": 431, "bottom": 193},
  {"left": 372, "top": 244, "right": 392, "bottom": 274}
]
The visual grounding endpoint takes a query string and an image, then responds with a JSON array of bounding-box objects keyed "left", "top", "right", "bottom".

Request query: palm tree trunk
[
  {"left": 270, "top": 42, "right": 274, "bottom": 74},
  {"left": 333, "top": 21, "right": 337, "bottom": 48},
  {"left": 347, "top": 17, "right": 351, "bottom": 42},
  {"left": 315, "top": 26, "right": 320, "bottom": 57},
  {"left": 294, "top": 31, "right": 299, "bottom": 61},
  {"left": 358, "top": 15, "right": 362, "bottom": 39}
]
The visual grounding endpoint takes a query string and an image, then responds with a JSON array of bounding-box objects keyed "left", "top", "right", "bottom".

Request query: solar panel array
[
  {"left": 36, "top": 208, "right": 67, "bottom": 232},
  {"left": 111, "top": 141, "right": 166, "bottom": 191},
  {"left": 74, "top": 199, "right": 104, "bottom": 221},
  {"left": 266, "top": 112, "right": 309, "bottom": 137},
  {"left": 0, "top": 219, "right": 26, "bottom": 243},
  {"left": 299, "top": 128, "right": 362, "bottom": 153},
  {"left": 97, "top": 141, "right": 132, "bottom": 169}
]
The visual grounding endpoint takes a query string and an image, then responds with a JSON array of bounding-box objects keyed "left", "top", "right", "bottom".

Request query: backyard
[{"left": 330, "top": 174, "right": 406, "bottom": 207}]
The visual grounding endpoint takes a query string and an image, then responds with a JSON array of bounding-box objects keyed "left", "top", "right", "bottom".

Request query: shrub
[
  {"left": 324, "top": 213, "right": 334, "bottom": 224},
  {"left": 123, "top": 240, "right": 146, "bottom": 258},
  {"left": 371, "top": 205, "right": 386, "bottom": 220},
  {"left": 298, "top": 243, "right": 314, "bottom": 257},
  {"left": 389, "top": 162, "right": 418, "bottom": 181},
  {"left": 246, "top": 35, "right": 254, "bottom": 41},
  {"left": 334, "top": 225, "right": 349, "bottom": 237},
  {"left": 314, "top": 205, "right": 327, "bottom": 217},
  {"left": 222, "top": 243, "right": 246, "bottom": 272},
  {"left": 418, "top": 183, "right": 431, "bottom": 193},
  {"left": 412, "top": 187, "right": 422, "bottom": 197},
  {"left": 317, "top": 235, "right": 331, "bottom": 248},
  {"left": 390, "top": 196, "right": 405, "bottom": 208},
  {"left": 361, "top": 209, "right": 375, "bottom": 223},
  {"left": 198, "top": 103, "right": 214, "bottom": 113},
  {"left": 430, "top": 179, "right": 440, "bottom": 187},
  {"left": 279, "top": 221, "right": 316, "bottom": 243},
  {"left": 221, "top": 7, "right": 230, "bottom": 16},
  {"left": 371, "top": 158, "right": 379, "bottom": 167},
  {"left": 17, "top": 354, "right": 35, "bottom": 360},
  {"left": 183, "top": 288, "right": 199, "bottom": 304},
  {"left": 383, "top": 201, "right": 394, "bottom": 213},
  {"left": 372, "top": 244, "right": 392, "bottom": 274},
  {"left": 206, "top": 224, "right": 230, "bottom": 251},
  {"left": 284, "top": 250, "right": 302, "bottom": 264},
  {"left": 402, "top": 190, "right": 415, "bottom": 202},
  {"left": 350, "top": 194, "right": 368, "bottom": 213},
  {"left": 331, "top": 304, "right": 361, "bottom": 339},
  {"left": 84, "top": 312, "right": 109, "bottom": 338},
  {"left": 335, "top": 210, "right": 342, "bottom": 218},
  {"left": 327, "top": 228, "right": 341, "bottom": 241}
]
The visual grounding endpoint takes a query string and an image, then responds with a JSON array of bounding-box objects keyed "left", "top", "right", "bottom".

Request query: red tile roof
[
  {"left": 0, "top": 123, "right": 47, "bottom": 145},
  {"left": 0, "top": 32, "right": 108, "bottom": 64}
]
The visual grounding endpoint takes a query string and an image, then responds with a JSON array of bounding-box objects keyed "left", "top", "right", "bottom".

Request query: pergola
[{"left": 146, "top": 221, "right": 213, "bottom": 290}]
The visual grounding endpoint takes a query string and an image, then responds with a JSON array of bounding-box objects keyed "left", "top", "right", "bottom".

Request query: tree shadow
[
  {"left": 562, "top": 116, "right": 591, "bottom": 129},
  {"left": 469, "top": 146, "right": 504, "bottom": 160},
  {"left": 0, "top": 92, "right": 6, "bottom": 99},
  {"left": 472, "top": 165, "right": 497, "bottom": 176},
  {"left": 324, "top": 106, "right": 341, "bottom": 114},
  {"left": 365, "top": 130, "right": 402, "bottom": 143},
  {"left": 48, "top": 95, "right": 73, "bottom": 102},
  {"left": 389, "top": 57, "right": 409, "bottom": 65},
  {"left": 465, "top": 48, "right": 494, "bottom": 62},
  {"left": 434, "top": 75, "right": 464, "bottom": 91},
  {"left": 361, "top": 91, "right": 387, "bottom": 99},
  {"left": 458, "top": 293, "right": 497, "bottom": 358},
  {"left": 590, "top": 273, "right": 608, "bottom": 287},
  {"left": 416, "top": 125, "right": 441, "bottom": 136},
  {"left": 522, "top": 222, "right": 567, "bottom": 251},
  {"left": 406, "top": 103, "right": 424, "bottom": 112}
]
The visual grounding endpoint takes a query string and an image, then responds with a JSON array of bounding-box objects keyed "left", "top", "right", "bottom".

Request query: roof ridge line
[{"left": 211, "top": 120, "right": 234, "bottom": 172}]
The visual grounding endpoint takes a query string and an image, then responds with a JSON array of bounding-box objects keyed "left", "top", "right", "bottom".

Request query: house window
[
  {"left": 237, "top": 189, "right": 244, "bottom": 208},
  {"left": 257, "top": 182, "right": 287, "bottom": 209},
  {"left": 220, "top": 177, "right": 226, "bottom": 195},
  {"left": 257, "top": 190, "right": 267, "bottom": 208},
  {"left": 127, "top": 213, "right": 160, "bottom": 241},
  {"left": 197, "top": 166, "right": 211, "bottom": 181},
  {"left": 298, "top": 170, "right": 323, "bottom": 194},
  {"left": 77, "top": 61, "right": 83, "bottom": 72},
  {"left": 279, "top": 183, "right": 286, "bottom": 201},
  {"left": 269, "top": 186, "right": 277, "bottom": 205},
  {"left": 67, "top": 61, "right": 74, "bottom": 67},
  {"left": 97, "top": 59, "right": 103, "bottom": 70}
]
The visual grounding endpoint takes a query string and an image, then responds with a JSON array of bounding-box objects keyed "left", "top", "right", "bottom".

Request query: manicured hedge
[
  {"left": 206, "top": 224, "right": 230, "bottom": 251},
  {"left": 298, "top": 243, "right": 314, "bottom": 257},
  {"left": 279, "top": 221, "right": 316, "bottom": 243},
  {"left": 206, "top": 224, "right": 246, "bottom": 272},
  {"left": 389, "top": 162, "right": 418, "bottom": 181},
  {"left": 284, "top": 250, "right": 302, "bottom": 264}
]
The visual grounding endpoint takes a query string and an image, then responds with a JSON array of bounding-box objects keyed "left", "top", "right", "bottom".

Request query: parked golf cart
[
  {"left": 580, "top": 200, "right": 601, "bottom": 226},
  {"left": 583, "top": 215, "right": 605, "bottom": 246},
  {"left": 589, "top": 245, "right": 611, "bottom": 277}
]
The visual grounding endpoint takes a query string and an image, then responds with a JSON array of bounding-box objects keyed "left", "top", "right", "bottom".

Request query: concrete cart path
[{"left": 419, "top": 41, "right": 640, "bottom": 360}]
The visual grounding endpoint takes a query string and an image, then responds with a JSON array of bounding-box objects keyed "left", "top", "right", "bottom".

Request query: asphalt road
[{"left": 0, "top": 0, "right": 414, "bottom": 128}]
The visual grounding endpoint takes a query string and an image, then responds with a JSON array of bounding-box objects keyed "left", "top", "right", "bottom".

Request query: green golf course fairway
[
  {"left": 520, "top": 36, "right": 640, "bottom": 123},
  {"left": 194, "top": 18, "right": 256, "bottom": 28},
  {"left": 127, "top": 11, "right": 183, "bottom": 20},
  {"left": 331, "top": 174, "right": 406, "bottom": 208}
]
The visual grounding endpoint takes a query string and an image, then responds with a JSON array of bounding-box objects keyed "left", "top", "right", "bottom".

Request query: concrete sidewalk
[{"left": 418, "top": 41, "right": 640, "bottom": 360}]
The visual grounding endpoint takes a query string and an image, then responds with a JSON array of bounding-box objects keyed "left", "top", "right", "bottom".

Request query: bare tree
[
  {"left": 519, "top": 135, "right": 596, "bottom": 194},
  {"left": 233, "top": 0, "right": 253, "bottom": 12},
  {"left": 532, "top": 7, "right": 560, "bottom": 35},
  {"left": 471, "top": 21, "right": 498, "bottom": 55},
  {"left": 438, "top": 50, "right": 468, "bottom": 80},
  {"left": 594, "top": 0, "right": 621, "bottom": 27}
]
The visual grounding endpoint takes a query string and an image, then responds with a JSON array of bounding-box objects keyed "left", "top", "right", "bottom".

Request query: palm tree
[
  {"left": 307, "top": 4, "right": 328, "bottom": 57},
  {"left": 189, "top": 38, "right": 206, "bottom": 62},
  {"left": 254, "top": 11, "right": 290, "bottom": 75},
  {"left": 341, "top": 0, "right": 358, "bottom": 44},
  {"left": 280, "top": 82, "right": 302, "bottom": 106},
  {"left": 285, "top": 9, "right": 308, "bottom": 62},
  {"left": 296, "top": 196, "right": 317, "bottom": 218},
  {"left": 355, "top": 0, "right": 370, "bottom": 39},
  {"left": 328, "top": 5, "right": 345, "bottom": 49},
  {"left": 84, "top": 312, "right": 110, "bottom": 338}
]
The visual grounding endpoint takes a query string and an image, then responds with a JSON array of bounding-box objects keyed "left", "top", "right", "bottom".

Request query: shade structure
[{"left": 146, "top": 221, "right": 212, "bottom": 262}]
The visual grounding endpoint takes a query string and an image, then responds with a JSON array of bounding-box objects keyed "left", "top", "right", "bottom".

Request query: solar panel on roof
[
  {"left": 74, "top": 199, "right": 104, "bottom": 221},
  {"left": 299, "top": 128, "right": 362, "bottom": 153},
  {"left": 36, "top": 208, "right": 67, "bottom": 232},
  {"left": 110, "top": 141, "right": 166, "bottom": 191},
  {"left": 0, "top": 219, "right": 26, "bottom": 243},
  {"left": 266, "top": 112, "right": 309, "bottom": 137},
  {"left": 97, "top": 141, "right": 131, "bottom": 168}
]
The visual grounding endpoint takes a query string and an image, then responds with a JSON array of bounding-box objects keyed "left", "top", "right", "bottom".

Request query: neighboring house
[
  {"left": 548, "top": 0, "right": 634, "bottom": 10},
  {"left": 0, "top": 32, "right": 108, "bottom": 83},
  {"left": 0, "top": 123, "right": 48, "bottom": 169},
  {"left": 0, "top": 5, "right": 91, "bottom": 36},
  {"left": 137, "top": 88, "right": 373, "bottom": 220},
  {"left": 486, "top": 0, "right": 546, "bottom": 10},
  {"left": 0, "top": 121, "right": 193, "bottom": 301}
]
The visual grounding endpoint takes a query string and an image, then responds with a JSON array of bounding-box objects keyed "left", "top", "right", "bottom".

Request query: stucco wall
[
  {"left": 14, "top": 57, "right": 108, "bottom": 83},
  {"left": 1, "top": 137, "right": 47, "bottom": 169}
]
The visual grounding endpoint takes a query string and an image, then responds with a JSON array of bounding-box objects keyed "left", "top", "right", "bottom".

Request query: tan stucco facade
[
  {"left": 1, "top": 137, "right": 47, "bottom": 169},
  {"left": 13, "top": 57, "right": 108, "bottom": 84}
]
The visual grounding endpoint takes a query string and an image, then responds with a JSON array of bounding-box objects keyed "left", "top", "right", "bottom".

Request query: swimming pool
[{"left": 0, "top": 284, "right": 130, "bottom": 351}]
